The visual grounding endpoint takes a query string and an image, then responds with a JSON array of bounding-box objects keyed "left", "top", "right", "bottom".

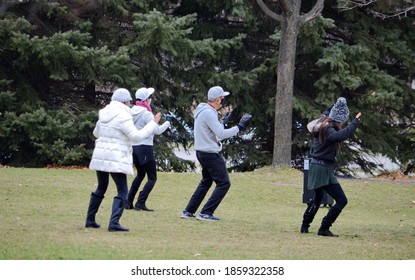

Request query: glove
[
  {"left": 237, "top": 113, "right": 252, "bottom": 131},
  {"left": 222, "top": 111, "right": 232, "bottom": 128}
]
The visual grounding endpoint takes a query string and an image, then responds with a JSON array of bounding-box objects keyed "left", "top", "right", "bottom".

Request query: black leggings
[
  {"left": 127, "top": 160, "right": 157, "bottom": 205},
  {"left": 94, "top": 171, "right": 128, "bottom": 200},
  {"left": 314, "top": 183, "right": 348, "bottom": 211}
]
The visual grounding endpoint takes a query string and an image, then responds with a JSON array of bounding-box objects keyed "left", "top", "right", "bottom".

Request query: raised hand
[{"left": 153, "top": 112, "right": 161, "bottom": 124}]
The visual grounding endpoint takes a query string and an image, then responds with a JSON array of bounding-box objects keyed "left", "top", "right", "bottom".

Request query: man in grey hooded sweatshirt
[{"left": 181, "top": 86, "right": 252, "bottom": 221}]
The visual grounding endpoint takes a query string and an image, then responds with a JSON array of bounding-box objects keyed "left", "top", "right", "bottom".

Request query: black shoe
[
  {"left": 318, "top": 229, "right": 339, "bottom": 237},
  {"left": 108, "top": 223, "right": 129, "bottom": 232},
  {"left": 125, "top": 202, "right": 134, "bottom": 210},
  {"left": 85, "top": 221, "right": 101, "bottom": 228},
  {"left": 134, "top": 204, "right": 154, "bottom": 212},
  {"left": 300, "top": 225, "right": 309, "bottom": 233}
]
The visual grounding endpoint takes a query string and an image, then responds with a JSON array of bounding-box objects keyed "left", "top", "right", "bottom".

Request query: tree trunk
[
  {"left": 272, "top": 15, "right": 301, "bottom": 167},
  {"left": 256, "top": 0, "right": 324, "bottom": 168}
]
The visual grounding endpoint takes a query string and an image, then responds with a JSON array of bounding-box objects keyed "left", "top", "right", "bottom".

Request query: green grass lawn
[{"left": 0, "top": 167, "right": 414, "bottom": 260}]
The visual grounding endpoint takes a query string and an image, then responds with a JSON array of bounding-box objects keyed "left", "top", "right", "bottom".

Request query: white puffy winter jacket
[{"left": 89, "top": 101, "right": 158, "bottom": 175}]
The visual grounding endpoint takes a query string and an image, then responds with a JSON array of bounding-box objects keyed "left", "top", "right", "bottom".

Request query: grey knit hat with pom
[{"left": 329, "top": 97, "right": 349, "bottom": 123}]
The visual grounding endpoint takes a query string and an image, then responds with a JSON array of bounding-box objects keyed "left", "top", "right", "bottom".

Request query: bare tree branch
[
  {"left": 278, "top": 0, "right": 292, "bottom": 15},
  {"left": 371, "top": 5, "right": 415, "bottom": 20},
  {"left": 338, "top": 0, "right": 378, "bottom": 11},
  {"left": 337, "top": 0, "right": 415, "bottom": 20},
  {"left": 300, "top": 0, "right": 325, "bottom": 24},
  {"left": 59, "top": 0, "right": 104, "bottom": 18},
  {"left": 255, "top": 0, "right": 284, "bottom": 22}
]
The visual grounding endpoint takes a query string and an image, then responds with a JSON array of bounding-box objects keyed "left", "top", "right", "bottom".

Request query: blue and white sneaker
[
  {"left": 196, "top": 213, "right": 220, "bottom": 221},
  {"left": 180, "top": 210, "right": 195, "bottom": 219}
]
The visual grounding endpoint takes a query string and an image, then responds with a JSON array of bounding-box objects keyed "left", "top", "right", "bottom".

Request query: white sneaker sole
[{"left": 196, "top": 216, "right": 220, "bottom": 221}]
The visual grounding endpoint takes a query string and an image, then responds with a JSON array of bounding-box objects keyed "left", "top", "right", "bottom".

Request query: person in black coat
[{"left": 301, "top": 97, "right": 362, "bottom": 237}]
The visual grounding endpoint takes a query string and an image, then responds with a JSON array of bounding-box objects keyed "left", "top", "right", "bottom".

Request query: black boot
[
  {"left": 85, "top": 192, "right": 104, "bottom": 228},
  {"left": 108, "top": 196, "right": 129, "bottom": 232},
  {"left": 134, "top": 179, "right": 156, "bottom": 211},
  {"left": 300, "top": 203, "right": 319, "bottom": 233},
  {"left": 318, "top": 207, "right": 341, "bottom": 237}
]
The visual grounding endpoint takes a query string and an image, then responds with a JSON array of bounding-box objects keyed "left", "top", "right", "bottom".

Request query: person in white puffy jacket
[
  {"left": 85, "top": 88, "right": 161, "bottom": 232},
  {"left": 125, "top": 87, "right": 170, "bottom": 212}
]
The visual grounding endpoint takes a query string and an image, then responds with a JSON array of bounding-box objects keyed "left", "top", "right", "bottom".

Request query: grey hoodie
[
  {"left": 130, "top": 105, "right": 170, "bottom": 146},
  {"left": 193, "top": 103, "right": 239, "bottom": 153}
]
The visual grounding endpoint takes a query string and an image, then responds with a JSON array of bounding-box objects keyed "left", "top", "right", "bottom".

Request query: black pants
[
  {"left": 127, "top": 160, "right": 157, "bottom": 206},
  {"left": 185, "top": 151, "right": 231, "bottom": 215},
  {"left": 313, "top": 183, "right": 348, "bottom": 212},
  {"left": 94, "top": 171, "right": 128, "bottom": 200}
]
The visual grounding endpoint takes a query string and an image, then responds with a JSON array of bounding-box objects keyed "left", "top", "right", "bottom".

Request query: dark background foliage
[{"left": 0, "top": 0, "right": 414, "bottom": 174}]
